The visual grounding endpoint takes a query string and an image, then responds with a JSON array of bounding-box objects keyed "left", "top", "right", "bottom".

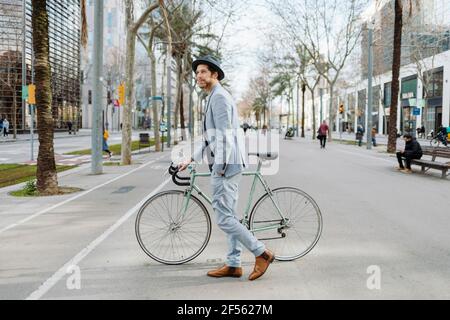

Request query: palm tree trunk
[
  {"left": 31, "top": 0, "right": 59, "bottom": 195},
  {"left": 387, "top": 0, "right": 403, "bottom": 153}
]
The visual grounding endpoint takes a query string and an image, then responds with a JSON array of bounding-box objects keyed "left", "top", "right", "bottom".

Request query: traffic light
[
  {"left": 339, "top": 104, "right": 344, "bottom": 114},
  {"left": 118, "top": 83, "right": 125, "bottom": 106},
  {"left": 28, "top": 84, "right": 36, "bottom": 105}
]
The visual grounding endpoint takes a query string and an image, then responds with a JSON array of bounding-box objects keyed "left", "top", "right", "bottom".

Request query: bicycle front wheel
[
  {"left": 135, "top": 190, "right": 211, "bottom": 265},
  {"left": 249, "top": 187, "right": 323, "bottom": 261}
]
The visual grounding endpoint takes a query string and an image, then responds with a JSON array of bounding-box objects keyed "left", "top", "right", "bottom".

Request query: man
[
  {"left": 3, "top": 118, "right": 9, "bottom": 137},
  {"left": 356, "top": 124, "right": 364, "bottom": 147},
  {"left": 396, "top": 134, "right": 423, "bottom": 174},
  {"left": 178, "top": 55, "right": 274, "bottom": 281},
  {"left": 67, "top": 120, "right": 73, "bottom": 135},
  {"left": 371, "top": 127, "right": 377, "bottom": 147},
  {"left": 318, "top": 120, "right": 329, "bottom": 149}
]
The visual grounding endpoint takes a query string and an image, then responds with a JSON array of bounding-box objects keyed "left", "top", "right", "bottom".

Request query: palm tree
[
  {"left": 31, "top": 0, "right": 87, "bottom": 195},
  {"left": 387, "top": 0, "right": 403, "bottom": 153},
  {"left": 387, "top": 0, "right": 419, "bottom": 153},
  {"left": 271, "top": 72, "right": 294, "bottom": 128},
  {"left": 31, "top": 0, "right": 58, "bottom": 195}
]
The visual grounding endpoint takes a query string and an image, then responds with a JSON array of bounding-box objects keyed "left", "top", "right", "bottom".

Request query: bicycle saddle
[{"left": 248, "top": 152, "right": 279, "bottom": 160}]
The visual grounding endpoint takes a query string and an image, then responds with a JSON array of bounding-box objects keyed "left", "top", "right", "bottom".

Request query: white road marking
[
  {"left": 26, "top": 176, "right": 171, "bottom": 300},
  {"left": 0, "top": 155, "right": 167, "bottom": 235}
]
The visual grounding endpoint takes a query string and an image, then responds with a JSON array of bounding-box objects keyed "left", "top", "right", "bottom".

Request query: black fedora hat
[{"left": 192, "top": 55, "right": 225, "bottom": 81}]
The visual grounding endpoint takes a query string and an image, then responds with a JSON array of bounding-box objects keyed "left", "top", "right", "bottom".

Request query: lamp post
[
  {"left": 366, "top": 20, "right": 375, "bottom": 150},
  {"left": 319, "top": 88, "right": 324, "bottom": 124},
  {"left": 91, "top": 0, "right": 104, "bottom": 174}
]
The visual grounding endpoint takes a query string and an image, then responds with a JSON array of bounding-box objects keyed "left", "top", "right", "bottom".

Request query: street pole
[
  {"left": 22, "top": 0, "right": 26, "bottom": 135},
  {"left": 296, "top": 79, "right": 299, "bottom": 137},
  {"left": 319, "top": 88, "right": 323, "bottom": 124},
  {"left": 367, "top": 22, "right": 374, "bottom": 150},
  {"left": 166, "top": 57, "right": 172, "bottom": 148},
  {"left": 30, "top": 49, "right": 35, "bottom": 161},
  {"left": 189, "top": 73, "right": 194, "bottom": 141},
  {"left": 91, "top": 0, "right": 104, "bottom": 174},
  {"left": 301, "top": 83, "right": 306, "bottom": 138}
]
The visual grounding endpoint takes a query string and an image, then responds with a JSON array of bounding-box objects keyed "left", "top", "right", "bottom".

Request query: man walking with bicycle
[{"left": 178, "top": 55, "right": 275, "bottom": 281}]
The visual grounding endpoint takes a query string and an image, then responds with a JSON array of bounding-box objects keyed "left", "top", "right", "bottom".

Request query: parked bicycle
[
  {"left": 427, "top": 131, "right": 448, "bottom": 147},
  {"left": 285, "top": 127, "right": 295, "bottom": 139},
  {"left": 135, "top": 153, "right": 323, "bottom": 265}
]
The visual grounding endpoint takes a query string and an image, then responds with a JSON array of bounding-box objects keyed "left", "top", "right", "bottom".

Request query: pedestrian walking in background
[
  {"left": 178, "top": 55, "right": 274, "bottom": 281},
  {"left": 420, "top": 125, "right": 425, "bottom": 139},
  {"left": 3, "top": 118, "right": 9, "bottom": 137},
  {"left": 262, "top": 124, "right": 268, "bottom": 136},
  {"left": 356, "top": 124, "right": 364, "bottom": 147},
  {"left": 67, "top": 120, "right": 73, "bottom": 135},
  {"left": 396, "top": 134, "right": 423, "bottom": 174},
  {"left": 371, "top": 127, "right": 377, "bottom": 147},
  {"left": 243, "top": 122, "right": 249, "bottom": 135},
  {"left": 0, "top": 116, "right": 3, "bottom": 137},
  {"left": 103, "top": 128, "right": 112, "bottom": 158},
  {"left": 318, "top": 120, "right": 329, "bottom": 149}
]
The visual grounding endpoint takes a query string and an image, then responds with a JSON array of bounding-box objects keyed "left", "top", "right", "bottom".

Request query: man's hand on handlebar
[{"left": 178, "top": 158, "right": 193, "bottom": 172}]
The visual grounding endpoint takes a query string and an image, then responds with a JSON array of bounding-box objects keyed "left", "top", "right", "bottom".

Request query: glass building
[{"left": 0, "top": 0, "right": 81, "bottom": 132}]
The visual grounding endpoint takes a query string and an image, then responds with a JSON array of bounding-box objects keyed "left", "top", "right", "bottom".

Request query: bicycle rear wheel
[
  {"left": 135, "top": 190, "right": 211, "bottom": 265},
  {"left": 249, "top": 187, "right": 322, "bottom": 261}
]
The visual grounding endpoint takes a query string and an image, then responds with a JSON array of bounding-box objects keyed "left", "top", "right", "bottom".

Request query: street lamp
[
  {"left": 91, "top": 0, "right": 104, "bottom": 174},
  {"left": 366, "top": 19, "right": 375, "bottom": 150}
]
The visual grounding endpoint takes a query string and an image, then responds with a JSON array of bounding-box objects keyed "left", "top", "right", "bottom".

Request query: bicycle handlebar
[{"left": 168, "top": 163, "right": 191, "bottom": 187}]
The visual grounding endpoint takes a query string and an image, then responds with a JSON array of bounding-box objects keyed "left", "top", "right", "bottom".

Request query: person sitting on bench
[{"left": 396, "top": 134, "right": 423, "bottom": 174}]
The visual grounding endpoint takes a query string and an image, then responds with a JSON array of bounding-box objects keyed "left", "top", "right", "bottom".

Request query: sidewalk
[
  {"left": 0, "top": 129, "right": 92, "bottom": 143},
  {"left": 330, "top": 131, "right": 430, "bottom": 147}
]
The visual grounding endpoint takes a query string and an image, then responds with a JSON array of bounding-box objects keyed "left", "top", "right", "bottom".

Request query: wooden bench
[{"left": 410, "top": 146, "right": 450, "bottom": 179}]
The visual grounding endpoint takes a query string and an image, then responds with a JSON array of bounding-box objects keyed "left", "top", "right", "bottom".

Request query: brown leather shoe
[
  {"left": 248, "top": 250, "right": 275, "bottom": 281},
  {"left": 207, "top": 265, "right": 243, "bottom": 278}
]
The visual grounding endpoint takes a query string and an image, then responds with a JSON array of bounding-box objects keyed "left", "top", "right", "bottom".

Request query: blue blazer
[{"left": 192, "top": 83, "right": 247, "bottom": 177}]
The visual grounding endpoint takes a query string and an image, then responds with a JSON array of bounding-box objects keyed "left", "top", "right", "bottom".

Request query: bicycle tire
[
  {"left": 249, "top": 187, "right": 323, "bottom": 261},
  {"left": 135, "top": 190, "right": 211, "bottom": 265}
]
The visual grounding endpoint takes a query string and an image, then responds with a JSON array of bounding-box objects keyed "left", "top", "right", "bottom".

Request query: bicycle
[
  {"left": 428, "top": 132, "right": 448, "bottom": 147},
  {"left": 135, "top": 153, "right": 323, "bottom": 265}
]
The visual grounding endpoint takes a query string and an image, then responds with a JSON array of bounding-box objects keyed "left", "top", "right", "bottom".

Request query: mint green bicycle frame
[{"left": 179, "top": 160, "right": 288, "bottom": 234}]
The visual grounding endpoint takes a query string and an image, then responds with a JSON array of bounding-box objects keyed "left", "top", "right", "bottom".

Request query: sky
[{"left": 212, "top": 0, "right": 275, "bottom": 100}]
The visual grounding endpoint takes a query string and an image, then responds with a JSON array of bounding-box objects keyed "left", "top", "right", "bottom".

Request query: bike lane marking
[
  {"left": 0, "top": 155, "right": 167, "bottom": 236},
  {"left": 26, "top": 175, "right": 172, "bottom": 300}
]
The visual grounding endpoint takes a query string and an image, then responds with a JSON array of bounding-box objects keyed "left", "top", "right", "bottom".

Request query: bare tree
[
  {"left": 269, "top": 0, "right": 368, "bottom": 140},
  {"left": 0, "top": 52, "right": 21, "bottom": 139},
  {"left": 122, "top": 0, "right": 160, "bottom": 165}
]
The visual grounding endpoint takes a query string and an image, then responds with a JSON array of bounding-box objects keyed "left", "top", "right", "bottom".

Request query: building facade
[
  {"left": 81, "top": 0, "right": 127, "bottom": 130},
  {"left": 0, "top": 0, "right": 81, "bottom": 132},
  {"left": 303, "top": 0, "right": 450, "bottom": 136}
]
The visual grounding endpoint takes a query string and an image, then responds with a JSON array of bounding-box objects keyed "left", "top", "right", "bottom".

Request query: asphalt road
[{"left": 0, "top": 134, "right": 449, "bottom": 299}]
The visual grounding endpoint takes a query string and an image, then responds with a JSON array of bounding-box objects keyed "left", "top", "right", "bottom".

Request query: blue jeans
[{"left": 211, "top": 172, "right": 265, "bottom": 267}]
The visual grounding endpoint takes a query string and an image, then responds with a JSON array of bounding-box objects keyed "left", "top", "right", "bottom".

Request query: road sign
[
  {"left": 150, "top": 96, "right": 163, "bottom": 101},
  {"left": 118, "top": 83, "right": 125, "bottom": 106},
  {"left": 28, "top": 84, "right": 36, "bottom": 105},
  {"left": 412, "top": 107, "right": 421, "bottom": 116},
  {"left": 160, "top": 121, "right": 167, "bottom": 132},
  {"left": 22, "top": 85, "right": 28, "bottom": 100}
]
